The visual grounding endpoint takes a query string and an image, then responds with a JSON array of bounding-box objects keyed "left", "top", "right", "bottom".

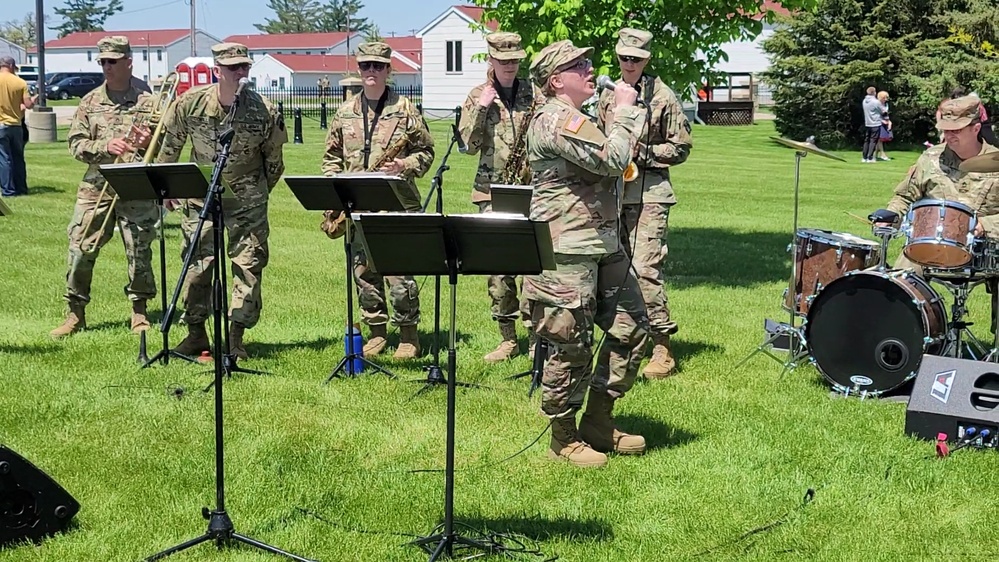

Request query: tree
[
  {"left": 51, "top": 0, "right": 123, "bottom": 39},
  {"left": 316, "top": 0, "right": 371, "bottom": 33},
  {"left": 364, "top": 25, "right": 383, "bottom": 42},
  {"left": 254, "top": 0, "right": 322, "bottom": 34},
  {"left": 762, "top": 0, "right": 999, "bottom": 148},
  {"left": 470, "top": 0, "right": 820, "bottom": 99},
  {"left": 0, "top": 12, "right": 46, "bottom": 49}
]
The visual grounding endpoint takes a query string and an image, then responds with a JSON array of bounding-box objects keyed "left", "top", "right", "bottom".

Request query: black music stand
[
  {"left": 284, "top": 173, "right": 407, "bottom": 383},
  {"left": 488, "top": 184, "right": 532, "bottom": 217},
  {"left": 353, "top": 212, "right": 555, "bottom": 562},
  {"left": 99, "top": 162, "right": 209, "bottom": 368}
]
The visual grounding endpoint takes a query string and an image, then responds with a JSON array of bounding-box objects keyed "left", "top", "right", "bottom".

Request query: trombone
[{"left": 78, "top": 72, "right": 180, "bottom": 254}]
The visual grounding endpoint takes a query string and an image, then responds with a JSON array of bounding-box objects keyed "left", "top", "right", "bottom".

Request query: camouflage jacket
[
  {"left": 155, "top": 84, "right": 287, "bottom": 213},
  {"left": 322, "top": 88, "right": 435, "bottom": 212},
  {"left": 67, "top": 83, "right": 153, "bottom": 198},
  {"left": 527, "top": 97, "right": 643, "bottom": 255},
  {"left": 458, "top": 79, "right": 543, "bottom": 202},
  {"left": 597, "top": 74, "right": 692, "bottom": 205},
  {"left": 887, "top": 142, "right": 999, "bottom": 235}
]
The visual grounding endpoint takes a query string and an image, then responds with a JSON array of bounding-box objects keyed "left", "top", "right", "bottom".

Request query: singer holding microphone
[
  {"left": 523, "top": 40, "right": 649, "bottom": 469},
  {"left": 457, "top": 32, "right": 544, "bottom": 363},
  {"left": 155, "top": 42, "right": 288, "bottom": 359},
  {"left": 596, "top": 28, "right": 692, "bottom": 380}
]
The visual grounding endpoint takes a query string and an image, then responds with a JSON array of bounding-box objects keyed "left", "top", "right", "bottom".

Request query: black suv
[{"left": 46, "top": 75, "right": 104, "bottom": 99}]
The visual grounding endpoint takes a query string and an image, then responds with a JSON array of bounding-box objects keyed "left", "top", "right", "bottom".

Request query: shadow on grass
[
  {"left": 246, "top": 336, "right": 338, "bottom": 359},
  {"left": 614, "top": 414, "right": 699, "bottom": 452},
  {"left": 453, "top": 513, "right": 613, "bottom": 543},
  {"left": 666, "top": 227, "right": 795, "bottom": 288},
  {"left": 24, "top": 185, "right": 62, "bottom": 195},
  {"left": 667, "top": 337, "right": 725, "bottom": 365},
  {"left": 0, "top": 341, "right": 62, "bottom": 354}
]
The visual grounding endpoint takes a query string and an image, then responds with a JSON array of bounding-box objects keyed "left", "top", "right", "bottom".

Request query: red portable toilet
[{"left": 175, "top": 57, "right": 216, "bottom": 96}]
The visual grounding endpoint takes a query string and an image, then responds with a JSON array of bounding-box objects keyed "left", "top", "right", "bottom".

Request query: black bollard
[
  {"left": 293, "top": 107, "right": 303, "bottom": 144},
  {"left": 277, "top": 101, "right": 284, "bottom": 116},
  {"left": 320, "top": 102, "right": 328, "bottom": 130}
]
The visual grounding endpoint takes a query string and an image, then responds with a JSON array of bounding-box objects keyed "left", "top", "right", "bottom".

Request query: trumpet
[{"left": 78, "top": 72, "right": 180, "bottom": 255}]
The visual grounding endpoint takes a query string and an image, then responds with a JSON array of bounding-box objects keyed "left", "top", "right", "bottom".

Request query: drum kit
[{"left": 741, "top": 139, "right": 999, "bottom": 399}]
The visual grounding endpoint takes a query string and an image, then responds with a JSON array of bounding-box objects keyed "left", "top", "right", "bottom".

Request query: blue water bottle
[{"left": 346, "top": 324, "right": 365, "bottom": 375}]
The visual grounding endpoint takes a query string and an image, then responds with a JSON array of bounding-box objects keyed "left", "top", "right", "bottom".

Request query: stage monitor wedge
[{"left": 0, "top": 445, "right": 80, "bottom": 548}]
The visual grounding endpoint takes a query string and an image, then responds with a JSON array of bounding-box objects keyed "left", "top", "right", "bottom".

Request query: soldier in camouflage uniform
[
  {"left": 524, "top": 40, "right": 650, "bottom": 469},
  {"left": 52, "top": 36, "right": 159, "bottom": 339},
  {"left": 156, "top": 42, "right": 288, "bottom": 359},
  {"left": 596, "top": 28, "right": 692, "bottom": 379},
  {"left": 874, "top": 95, "right": 999, "bottom": 328},
  {"left": 322, "top": 42, "right": 435, "bottom": 360},
  {"left": 458, "top": 32, "right": 545, "bottom": 363}
]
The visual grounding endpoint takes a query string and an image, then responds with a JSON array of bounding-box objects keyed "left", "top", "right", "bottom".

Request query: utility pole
[
  {"left": 189, "top": 0, "right": 197, "bottom": 56},
  {"left": 345, "top": 12, "right": 350, "bottom": 76},
  {"left": 35, "top": 0, "right": 45, "bottom": 107}
]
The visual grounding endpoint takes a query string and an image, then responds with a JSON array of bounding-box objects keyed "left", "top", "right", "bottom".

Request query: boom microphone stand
[{"left": 147, "top": 83, "right": 312, "bottom": 562}]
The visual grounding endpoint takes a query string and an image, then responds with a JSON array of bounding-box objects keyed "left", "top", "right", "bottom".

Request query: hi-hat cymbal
[
  {"left": 770, "top": 136, "right": 847, "bottom": 162},
  {"left": 959, "top": 152, "right": 999, "bottom": 173}
]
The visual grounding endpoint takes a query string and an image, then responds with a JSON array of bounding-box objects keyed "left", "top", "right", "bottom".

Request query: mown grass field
[{"left": 1, "top": 116, "right": 997, "bottom": 562}]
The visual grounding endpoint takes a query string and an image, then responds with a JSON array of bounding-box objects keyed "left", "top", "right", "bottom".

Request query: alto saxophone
[
  {"left": 496, "top": 94, "right": 537, "bottom": 185},
  {"left": 321, "top": 133, "right": 410, "bottom": 239}
]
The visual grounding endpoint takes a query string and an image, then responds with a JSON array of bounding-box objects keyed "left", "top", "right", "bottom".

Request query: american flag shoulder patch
[{"left": 564, "top": 114, "right": 585, "bottom": 133}]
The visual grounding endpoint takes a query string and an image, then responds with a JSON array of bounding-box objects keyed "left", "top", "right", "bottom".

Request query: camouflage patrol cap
[
  {"left": 615, "top": 28, "right": 652, "bottom": 59},
  {"left": 937, "top": 95, "right": 982, "bottom": 131},
  {"left": 486, "top": 32, "right": 526, "bottom": 61},
  {"left": 97, "top": 36, "right": 132, "bottom": 60},
  {"left": 356, "top": 42, "right": 392, "bottom": 64},
  {"left": 529, "top": 40, "right": 594, "bottom": 87},
  {"left": 212, "top": 42, "right": 252, "bottom": 66}
]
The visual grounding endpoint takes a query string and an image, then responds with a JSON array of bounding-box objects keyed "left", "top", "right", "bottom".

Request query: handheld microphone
[
  {"left": 235, "top": 77, "right": 250, "bottom": 98},
  {"left": 596, "top": 75, "right": 646, "bottom": 107},
  {"left": 453, "top": 106, "right": 467, "bottom": 153}
]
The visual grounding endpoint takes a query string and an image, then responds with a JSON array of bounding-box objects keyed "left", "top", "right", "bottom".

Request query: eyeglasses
[
  {"left": 618, "top": 55, "right": 645, "bottom": 64},
  {"left": 493, "top": 58, "right": 519, "bottom": 66},
  {"left": 98, "top": 59, "right": 119, "bottom": 67},
  {"left": 223, "top": 63, "right": 250, "bottom": 71},
  {"left": 359, "top": 62, "right": 388, "bottom": 71}
]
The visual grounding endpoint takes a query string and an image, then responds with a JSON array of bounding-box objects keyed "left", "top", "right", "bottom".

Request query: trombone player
[{"left": 52, "top": 36, "right": 158, "bottom": 338}]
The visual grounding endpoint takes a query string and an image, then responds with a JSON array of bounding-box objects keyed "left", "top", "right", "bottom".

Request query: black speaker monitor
[
  {"left": 905, "top": 355, "right": 999, "bottom": 446},
  {"left": 0, "top": 445, "right": 80, "bottom": 548}
]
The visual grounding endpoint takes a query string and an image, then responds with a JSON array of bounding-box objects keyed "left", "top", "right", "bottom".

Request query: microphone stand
[{"left": 148, "top": 84, "right": 311, "bottom": 562}]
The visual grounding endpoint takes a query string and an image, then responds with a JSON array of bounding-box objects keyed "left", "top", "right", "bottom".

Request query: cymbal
[
  {"left": 770, "top": 136, "right": 847, "bottom": 162},
  {"left": 959, "top": 152, "right": 999, "bottom": 173}
]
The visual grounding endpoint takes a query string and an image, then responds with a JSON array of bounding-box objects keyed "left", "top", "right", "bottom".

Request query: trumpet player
[
  {"left": 321, "top": 41, "right": 435, "bottom": 360},
  {"left": 596, "top": 28, "right": 692, "bottom": 379},
  {"left": 156, "top": 43, "right": 288, "bottom": 359},
  {"left": 52, "top": 36, "right": 158, "bottom": 339},
  {"left": 458, "top": 32, "right": 544, "bottom": 363}
]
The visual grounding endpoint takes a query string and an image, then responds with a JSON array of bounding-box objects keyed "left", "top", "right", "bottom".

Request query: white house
[
  {"left": 223, "top": 32, "right": 360, "bottom": 58},
  {"left": 27, "top": 29, "right": 220, "bottom": 83},
  {"left": 416, "top": 5, "right": 497, "bottom": 117},
  {"left": 0, "top": 37, "right": 26, "bottom": 64},
  {"left": 249, "top": 54, "right": 421, "bottom": 90}
]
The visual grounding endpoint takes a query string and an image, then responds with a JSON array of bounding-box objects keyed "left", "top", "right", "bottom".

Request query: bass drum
[{"left": 804, "top": 270, "right": 946, "bottom": 396}]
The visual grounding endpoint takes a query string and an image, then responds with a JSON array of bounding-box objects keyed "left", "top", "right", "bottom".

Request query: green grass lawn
[{"left": 2, "top": 117, "right": 998, "bottom": 562}]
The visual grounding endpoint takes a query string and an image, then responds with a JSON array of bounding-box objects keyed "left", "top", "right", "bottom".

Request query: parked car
[{"left": 46, "top": 76, "right": 104, "bottom": 99}]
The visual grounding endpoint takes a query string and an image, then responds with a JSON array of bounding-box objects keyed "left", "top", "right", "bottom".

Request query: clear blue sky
[{"left": 36, "top": 0, "right": 460, "bottom": 40}]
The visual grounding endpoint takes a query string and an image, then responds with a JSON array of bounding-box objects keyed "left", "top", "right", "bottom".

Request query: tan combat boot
[
  {"left": 394, "top": 325, "right": 421, "bottom": 359},
  {"left": 229, "top": 322, "right": 248, "bottom": 360},
  {"left": 484, "top": 321, "right": 520, "bottom": 363},
  {"left": 131, "top": 300, "right": 150, "bottom": 333},
  {"left": 50, "top": 303, "right": 87, "bottom": 339},
  {"left": 364, "top": 324, "right": 388, "bottom": 356},
  {"left": 548, "top": 415, "right": 608, "bottom": 468},
  {"left": 579, "top": 391, "right": 646, "bottom": 455},
  {"left": 642, "top": 334, "right": 677, "bottom": 379},
  {"left": 174, "top": 321, "right": 211, "bottom": 357}
]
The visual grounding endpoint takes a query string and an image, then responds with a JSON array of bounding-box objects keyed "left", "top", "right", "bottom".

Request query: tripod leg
[
  {"left": 145, "top": 533, "right": 213, "bottom": 561},
  {"left": 232, "top": 534, "right": 319, "bottom": 562}
]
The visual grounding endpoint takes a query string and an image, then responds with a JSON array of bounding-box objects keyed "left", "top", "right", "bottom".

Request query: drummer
[{"left": 871, "top": 95, "right": 999, "bottom": 323}]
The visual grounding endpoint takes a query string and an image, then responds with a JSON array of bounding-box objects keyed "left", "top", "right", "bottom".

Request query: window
[
  {"left": 28, "top": 54, "right": 34, "bottom": 63},
  {"left": 142, "top": 49, "right": 148, "bottom": 61},
  {"left": 143, "top": 75, "right": 148, "bottom": 81},
  {"left": 156, "top": 49, "right": 162, "bottom": 61},
  {"left": 87, "top": 51, "right": 92, "bottom": 62},
  {"left": 279, "top": 77, "right": 285, "bottom": 89},
  {"left": 446, "top": 40, "right": 462, "bottom": 73}
]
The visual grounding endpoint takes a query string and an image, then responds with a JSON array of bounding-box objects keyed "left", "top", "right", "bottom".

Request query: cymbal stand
[
  {"left": 936, "top": 277, "right": 991, "bottom": 360},
  {"left": 737, "top": 148, "right": 808, "bottom": 372}
]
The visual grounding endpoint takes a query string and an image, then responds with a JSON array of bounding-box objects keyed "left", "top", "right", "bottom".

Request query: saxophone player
[
  {"left": 322, "top": 41, "right": 435, "bottom": 360},
  {"left": 458, "top": 32, "right": 544, "bottom": 363},
  {"left": 596, "top": 28, "right": 692, "bottom": 379}
]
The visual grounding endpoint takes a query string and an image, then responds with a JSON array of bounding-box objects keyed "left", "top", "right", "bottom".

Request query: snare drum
[
  {"left": 805, "top": 269, "right": 946, "bottom": 396},
  {"left": 902, "top": 199, "right": 977, "bottom": 268},
  {"left": 784, "top": 228, "right": 881, "bottom": 316}
]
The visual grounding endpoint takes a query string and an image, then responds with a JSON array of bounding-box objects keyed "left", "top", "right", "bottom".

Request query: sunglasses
[
  {"left": 223, "top": 63, "right": 250, "bottom": 71},
  {"left": 98, "top": 59, "right": 119, "bottom": 66},
  {"left": 359, "top": 62, "right": 388, "bottom": 72},
  {"left": 558, "top": 58, "right": 592, "bottom": 74},
  {"left": 618, "top": 55, "right": 645, "bottom": 64}
]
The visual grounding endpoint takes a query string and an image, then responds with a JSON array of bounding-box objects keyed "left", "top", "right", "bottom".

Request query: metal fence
[{"left": 254, "top": 85, "right": 424, "bottom": 121}]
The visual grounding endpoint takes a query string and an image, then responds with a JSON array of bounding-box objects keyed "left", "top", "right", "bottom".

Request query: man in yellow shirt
[{"left": 0, "top": 56, "right": 38, "bottom": 196}]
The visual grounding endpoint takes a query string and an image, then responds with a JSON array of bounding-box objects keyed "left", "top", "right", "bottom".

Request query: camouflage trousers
[
  {"left": 179, "top": 200, "right": 269, "bottom": 329},
  {"left": 523, "top": 250, "right": 650, "bottom": 418},
  {"left": 353, "top": 245, "right": 420, "bottom": 327},
  {"left": 477, "top": 201, "right": 531, "bottom": 327},
  {"left": 893, "top": 253, "right": 998, "bottom": 333},
  {"left": 63, "top": 192, "right": 159, "bottom": 306},
  {"left": 620, "top": 202, "right": 676, "bottom": 336}
]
